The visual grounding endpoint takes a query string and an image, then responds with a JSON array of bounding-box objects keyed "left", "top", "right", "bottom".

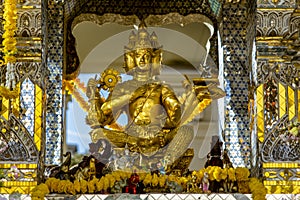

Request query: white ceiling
[
  {"left": 71, "top": 20, "right": 219, "bottom": 96},
  {"left": 72, "top": 21, "right": 215, "bottom": 75}
]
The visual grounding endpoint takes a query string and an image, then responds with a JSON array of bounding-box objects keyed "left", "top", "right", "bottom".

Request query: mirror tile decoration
[
  {"left": 256, "top": 0, "right": 300, "bottom": 191},
  {"left": 221, "top": 1, "right": 257, "bottom": 168},
  {"left": 42, "top": 0, "right": 64, "bottom": 165},
  {"left": 256, "top": 62, "right": 300, "bottom": 190},
  {"left": 20, "top": 78, "right": 35, "bottom": 136}
]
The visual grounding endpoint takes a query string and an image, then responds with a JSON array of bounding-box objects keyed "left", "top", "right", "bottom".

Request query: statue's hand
[
  {"left": 182, "top": 79, "right": 192, "bottom": 91},
  {"left": 86, "top": 108, "right": 103, "bottom": 128},
  {"left": 86, "top": 95, "right": 108, "bottom": 127},
  {"left": 86, "top": 77, "right": 99, "bottom": 99}
]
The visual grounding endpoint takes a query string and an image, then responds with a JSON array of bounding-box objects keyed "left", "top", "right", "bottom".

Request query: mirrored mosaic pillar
[
  {"left": 221, "top": 0, "right": 257, "bottom": 168},
  {"left": 42, "top": 0, "right": 64, "bottom": 165}
]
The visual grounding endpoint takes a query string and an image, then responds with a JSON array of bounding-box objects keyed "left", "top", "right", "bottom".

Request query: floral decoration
[
  {"left": 63, "top": 80, "right": 90, "bottom": 112},
  {"left": 31, "top": 183, "right": 50, "bottom": 200},
  {"left": 1, "top": 0, "right": 19, "bottom": 95},
  {"left": 7, "top": 165, "right": 21, "bottom": 181},
  {"left": 248, "top": 178, "right": 267, "bottom": 200},
  {"left": 31, "top": 167, "right": 269, "bottom": 200},
  {"left": 2, "top": 0, "right": 18, "bottom": 64}
]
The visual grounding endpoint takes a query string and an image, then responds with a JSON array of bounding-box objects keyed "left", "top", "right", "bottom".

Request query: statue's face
[
  {"left": 134, "top": 48, "right": 152, "bottom": 71},
  {"left": 152, "top": 49, "right": 162, "bottom": 75},
  {"left": 124, "top": 52, "right": 135, "bottom": 72}
]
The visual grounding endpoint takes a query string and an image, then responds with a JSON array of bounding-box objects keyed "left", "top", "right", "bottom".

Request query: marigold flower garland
[
  {"left": 74, "top": 78, "right": 87, "bottom": 93},
  {"left": 63, "top": 79, "right": 90, "bottom": 112},
  {"left": 0, "top": 0, "right": 19, "bottom": 98},
  {"left": 2, "top": 0, "right": 17, "bottom": 64},
  {"left": 31, "top": 167, "right": 268, "bottom": 200},
  {"left": 248, "top": 177, "right": 267, "bottom": 200}
]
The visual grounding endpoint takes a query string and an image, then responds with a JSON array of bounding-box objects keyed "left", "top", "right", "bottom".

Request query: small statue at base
[
  {"left": 187, "top": 171, "right": 201, "bottom": 193},
  {"left": 204, "top": 136, "right": 223, "bottom": 168},
  {"left": 201, "top": 172, "right": 210, "bottom": 193},
  {"left": 156, "top": 162, "right": 166, "bottom": 175},
  {"left": 52, "top": 152, "right": 71, "bottom": 180},
  {"left": 125, "top": 170, "right": 140, "bottom": 194}
]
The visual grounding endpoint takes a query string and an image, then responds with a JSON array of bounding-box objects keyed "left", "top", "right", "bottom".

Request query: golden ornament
[{"left": 100, "top": 68, "right": 121, "bottom": 90}]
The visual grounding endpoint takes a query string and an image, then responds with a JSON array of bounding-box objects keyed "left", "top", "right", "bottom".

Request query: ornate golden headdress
[
  {"left": 124, "top": 22, "right": 163, "bottom": 73},
  {"left": 125, "top": 21, "right": 162, "bottom": 51}
]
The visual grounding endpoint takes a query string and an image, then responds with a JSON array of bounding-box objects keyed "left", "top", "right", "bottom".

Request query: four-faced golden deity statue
[{"left": 86, "top": 22, "right": 225, "bottom": 171}]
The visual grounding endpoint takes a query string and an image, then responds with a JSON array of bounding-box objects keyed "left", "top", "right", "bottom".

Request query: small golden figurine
[{"left": 86, "top": 21, "right": 225, "bottom": 171}]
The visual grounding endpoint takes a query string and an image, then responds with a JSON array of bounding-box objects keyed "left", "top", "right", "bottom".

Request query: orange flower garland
[
  {"left": 63, "top": 80, "right": 90, "bottom": 112},
  {"left": 0, "top": 0, "right": 19, "bottom": 98},
  {"left": 74, "top": 78, "right": 87, "bottom": 93},
  {"left": 31, "top": 167, "right": 268, "bottom": 200},
  {"left": 2, "top": 0, "right": 18, "bottom": 64}
]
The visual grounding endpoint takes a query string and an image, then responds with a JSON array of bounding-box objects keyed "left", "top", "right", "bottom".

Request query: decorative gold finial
[{"left": 125, "top": 31, "right": 136, "bottom": 52}]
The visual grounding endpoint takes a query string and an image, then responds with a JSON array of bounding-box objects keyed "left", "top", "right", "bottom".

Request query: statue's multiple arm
[
  {"left": 161, "top": 85, "right": 181, "bottom": 128},
  {"left": 101, "top": 93, "right": 131, "bottom": 116},
  {"left": 86, "top": 79, "right": 131, "bottom": 127}
]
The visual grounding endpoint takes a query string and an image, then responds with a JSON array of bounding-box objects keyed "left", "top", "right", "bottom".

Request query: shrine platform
[{"left": 0, "top": 194, "right": 298, "bottom": 200}]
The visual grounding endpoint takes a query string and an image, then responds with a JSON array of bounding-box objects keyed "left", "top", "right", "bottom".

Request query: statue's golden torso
[
  {"left": 129, "top": 82, "right": 180, "bottom": 128},
  {"left": 107, "top": 79, "right": 181, "bottom": 135}
]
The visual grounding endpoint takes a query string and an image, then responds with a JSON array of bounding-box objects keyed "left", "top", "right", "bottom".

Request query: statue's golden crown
[{"left": 125, "top": 22, "right": 162, "bottom": 51}]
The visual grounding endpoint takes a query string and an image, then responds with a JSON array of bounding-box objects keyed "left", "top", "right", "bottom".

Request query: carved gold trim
[
  {"left": 0, "top": 182, "right": 37, "bottom": 194},
  {"left": 279, "top": 83, "right": 286, "bottom": 118},
  {"left": 298, "top": 90, "right": 300, "bottom": 122},
  {"left": 288, "top": 86, "right": 296, "bottom": 120},
  {"left": 257, "top": 55, "right": 284, "bottom": 59},
  {"left": 256, "top": 56, "right": 285, "bottom": 62},
  {"left": 263, "top": 163, "right": 300, "bottom": 168},
  {"left": 258, "top": 8, "right": 295, "bottom": 11},
  {"left": 16, "top": 57, "right": 42, "bottom": 62},
  {"left": 72, "top": 13, "right": 140, "bottom": 30},
  {"left": 256, "top": 36, "right": 283, "bottom": 41},
  {"left": 145, "top": 13, "right": 213, "bottom": 27},
  {"left": 257, "top": 84, "right": 264, "bottom": 143},
  {"left": 256, "top": 37, "right": 283, "bottom": 45},
  {"left": 72, "top": 13, "right": 214, "bottom": 31},
  {"left": 21, "top": 5, "right": 35, "bottom": 9},
  {"left": 34, "top": 84, "right": 42, "bottom": 151},
  {"left": 264, "top": 180, "right": 300, "bottom": 186},
  {"left": 0, "top": 86, "right": 19, "bottom": 99},
  {"left": 0, "top": 164, "right": 37, "bottom": 169}
]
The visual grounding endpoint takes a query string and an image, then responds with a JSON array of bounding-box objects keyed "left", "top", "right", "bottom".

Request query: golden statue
[{"left": 86, "top": 22, "right": 225, "bottom": 171}]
